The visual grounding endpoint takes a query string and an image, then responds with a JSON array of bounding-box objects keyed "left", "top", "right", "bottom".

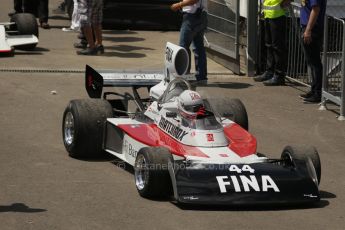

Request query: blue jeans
[{"left": 179, "top": 11, "right": 208, "bottom": 81}]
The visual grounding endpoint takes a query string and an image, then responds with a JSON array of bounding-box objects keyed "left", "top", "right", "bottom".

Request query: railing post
[
  {"left": 320, "top": 15, "right": 329, "bottom": 110},
  {"left": 339, "top": 21, "right": 345, "bottom": 120},
  {"left": 246, "top": 0, "right": 258, "bottom": 77}
]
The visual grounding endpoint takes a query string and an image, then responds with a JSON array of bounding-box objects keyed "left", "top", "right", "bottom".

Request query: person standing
[
  {"left": 77, "top": 0, "right": 104, "bottom": 55},
  {"left": 299, "top": 0, "right": 327, "bottom": 103},
  {"left": 171, "top": 0, "right": 208, "bottom": 85},
  {"left": 254, "top": 0, "right": 290, "bottom": 86},
  {"left": 37, "top": 0, "right": 50, "bottom": 29},
  {"left": 8, "top": 0, "right": 36, "bottom": 16}
]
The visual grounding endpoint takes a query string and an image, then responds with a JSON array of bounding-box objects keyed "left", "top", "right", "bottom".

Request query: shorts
[{"left": 78, "top": 0, "right": 103, "bottom": 26}]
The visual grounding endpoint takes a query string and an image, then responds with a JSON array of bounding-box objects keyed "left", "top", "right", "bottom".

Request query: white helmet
[{"left": 177, "top": 90, "right": 205, "bottom": 118}]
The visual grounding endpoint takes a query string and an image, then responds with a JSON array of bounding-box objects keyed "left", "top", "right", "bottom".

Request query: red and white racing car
[{"left": 62, "top": 43, "right": 321, "bottom": 205}]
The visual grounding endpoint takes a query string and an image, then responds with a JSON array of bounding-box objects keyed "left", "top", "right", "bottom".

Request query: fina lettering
[
  {"left": 165, "top": 47, "right": 173, "bottom": 63},
  {"left": 216, "top": 165, "right": 280, "bottom": 193},
  {"left": 159, "top": 117, "right": 188, "bottom": 141}
]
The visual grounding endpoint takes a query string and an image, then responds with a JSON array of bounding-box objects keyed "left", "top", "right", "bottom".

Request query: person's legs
[
  {"left": 23, "top": 0, "right": 38, "bottom": 16},
  {"left": 302, "top": 31, "right": 322, "bottom": 103},
  {"left": 270, "top": 16, "right": 287, "bottom": 77},
  {"left": 192, "top": 30, "right": 207, "bottom": 81},
  {"left": 263, "top": 16, "right": 286, "bottom": 86},
  {"left": 254, "top": 18, "right": 274, "bottom": 82},
  {"left": 93, "top": 0, "right": 103, "bottom": 47},
  {"left": 265, "top": 18, "right": 276, "bottom": 74},
  {"left": 71, "top": 0, "right": 80, "bottom": 30},
  {"left": 38, "top": 0, "right": 49, "bottom": 28},
  {"left": 179, "top": 14, "right": 194, "bottom": 75},
  {"left": 77, "top": 0, "right": 97, "bottom": 55},
  {"left": 302, "top": 29, "right": 323, "bottom": 102},
  {"left": 83, "top": 26, "right": 95, "bottom": 48},
  {"left": 14, "top": 0, "right": 23, "bottom": 13},
  {"left": 192, "top": 11, "right": 207, "bottom": 81}
]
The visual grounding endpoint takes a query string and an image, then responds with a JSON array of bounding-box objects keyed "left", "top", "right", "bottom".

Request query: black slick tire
[
  {"left": 281, "top": 145, "right": 321, "bottom": 185},
  {"left": 62, "top": 99, "right": 113, "bottom": 158},
  {"left": 10, "top": 13, "right": 39, "bottom": 50},
  {"left": 134, "top": 147, "right": 173, "bottom": 198},
  {"left": 205, "top": 98, "right": 249, "bottom": 130}
]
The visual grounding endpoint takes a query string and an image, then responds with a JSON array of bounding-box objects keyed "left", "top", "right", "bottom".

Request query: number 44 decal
[{"left": 229, "top": 165, "right": 255, "bottom": 174}]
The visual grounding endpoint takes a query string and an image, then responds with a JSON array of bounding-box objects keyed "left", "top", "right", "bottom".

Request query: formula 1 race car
[
  {"left": 62, "top": 43, "right": 321, "bottom": 205},
  {"left": 0, "top": 13, "right": 39, "bottom": 55}
]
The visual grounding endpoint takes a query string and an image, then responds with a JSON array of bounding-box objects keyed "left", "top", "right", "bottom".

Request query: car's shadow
[
  {"left": 102, "top": 36, "right": 146, "bottom": 43},
  {"left": 174, "top": 190, "right": 334, "bottom": 211},
  {"left": 197, "top": 82, "right": 253, "bottom": 89},
  {"left": 0, "top": 203, "right": 47, "bottom": 213}
]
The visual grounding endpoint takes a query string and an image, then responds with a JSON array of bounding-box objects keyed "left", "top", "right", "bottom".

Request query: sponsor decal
[
  {"left": 206, "top": 133, "right": 214, "bottom": 142},
  {"left": 189, "top": 92, "right": 201, "bottom": 100},
  {"left": 159, "top": 117, "right": 188, "bottom": 141},
  {"left": 304, "top": 194, "right": 318, "bottom": 198},
  {"left": 182, "top": 196, "right": 199, "bottom": 201},
  {"left": 123, "top": 140, "right": 138, "bottom": 159},
  {"left": 216, "top": 165, "right": 280, "bottom": 193},
  {"left": 166, "top": 47, "right": 173, "bottom": 63}
]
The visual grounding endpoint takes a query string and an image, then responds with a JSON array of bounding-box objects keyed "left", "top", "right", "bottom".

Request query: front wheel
[
  {"left": 134, "top": 147, "right": 173, "bottom": 198},
  {"left": 281, "top": 145, "right": 321, "bottom": 185}
]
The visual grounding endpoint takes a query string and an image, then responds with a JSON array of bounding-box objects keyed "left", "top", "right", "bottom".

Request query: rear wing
[{"left": 85, "top": 65, "right": 165, "bottom": 98}]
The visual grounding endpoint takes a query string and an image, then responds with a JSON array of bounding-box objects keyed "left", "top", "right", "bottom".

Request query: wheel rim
[
  {"left": 64, "top": 112, "right": 75, "bottom": 146},
  {"left": 135, "top": 154, "right": 149, "bottom": 190}
]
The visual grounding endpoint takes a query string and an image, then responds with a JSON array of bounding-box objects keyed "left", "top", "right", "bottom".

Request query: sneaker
[
  {"left": 263, "top": 75, "right": 285, "bottom": 86},
  {"left": 76, "top": 47, "right": 98, "bottom": 55},
  {"left": 96, "top": 45, "right": 105, "bottom": 54},
  {"left": 253, "top": 71, "right": 273, "bottom": 82},
  {"left": 74, "top": 42, "right": 87, "bottom": 49},
  {"left": 62, "top": 27, "right": 76, "bottom": 32},
  {"left": 299, "top": 91, "right": 313, "bottom": 99},
  {"left": 303, "top": 94, "right": 321, "bottom": 104}
]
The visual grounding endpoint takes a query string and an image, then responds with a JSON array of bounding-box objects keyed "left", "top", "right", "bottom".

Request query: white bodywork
[{"left": 0, "top": 23, "right": 38, "bottom": 52}]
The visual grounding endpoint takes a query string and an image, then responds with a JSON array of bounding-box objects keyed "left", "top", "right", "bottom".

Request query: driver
[{"left": 177, "top": 90, "right": 205, "bottom": 119}]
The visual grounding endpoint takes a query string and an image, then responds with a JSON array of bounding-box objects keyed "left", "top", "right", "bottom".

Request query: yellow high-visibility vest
[{"left": 263, "top": 0, "right": 286, "bottom": 19}]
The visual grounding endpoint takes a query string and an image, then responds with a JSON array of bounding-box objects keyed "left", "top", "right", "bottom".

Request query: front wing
[{"left": 170, "top": 160, "right": 320, "bottom": 205}]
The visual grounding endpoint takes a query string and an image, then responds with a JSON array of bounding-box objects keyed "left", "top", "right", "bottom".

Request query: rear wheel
[
  {"left": 134, "top": 147, "right": 173, "bottom": 198},
  {"left": 205, "top": 98, "right": 248, "bottom": 130},
  {"left": 10, "top": 13, "right": 38, "bottom": 50},
  {"left": 281, "top": 145, "right": 321, "bottom": 185},
  {"left": 62, "top": 99, "right": 113, "bottom": 158}
]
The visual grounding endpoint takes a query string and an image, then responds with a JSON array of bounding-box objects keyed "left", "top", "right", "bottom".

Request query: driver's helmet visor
[
  {"left": 183, "top": 104, "right": 204, "bottom": 113},
  {"left": 180, "top": 103, "right": 206, "bottom": 119}
]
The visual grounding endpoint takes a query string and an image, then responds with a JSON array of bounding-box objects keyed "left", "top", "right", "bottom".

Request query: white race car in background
[
  {"left": 62, "top": 43, "right": 321, "bottom": 205},
  {"left": 0, "top": 13, "right": 38, "bottom": 55}
]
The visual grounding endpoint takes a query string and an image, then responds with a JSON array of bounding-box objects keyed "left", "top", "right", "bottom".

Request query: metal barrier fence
[
  {"left": 279, "top": 2, "right": 345, "bottom": 120},
  {"left": 205, "top": 0, "right": 240, "bottom": 73},
  {"left": 321, "top": 16, "right": 345, "bottom": 120},
  {"left": 286, "top": 3, "right": 309, "bottom": 85}
]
